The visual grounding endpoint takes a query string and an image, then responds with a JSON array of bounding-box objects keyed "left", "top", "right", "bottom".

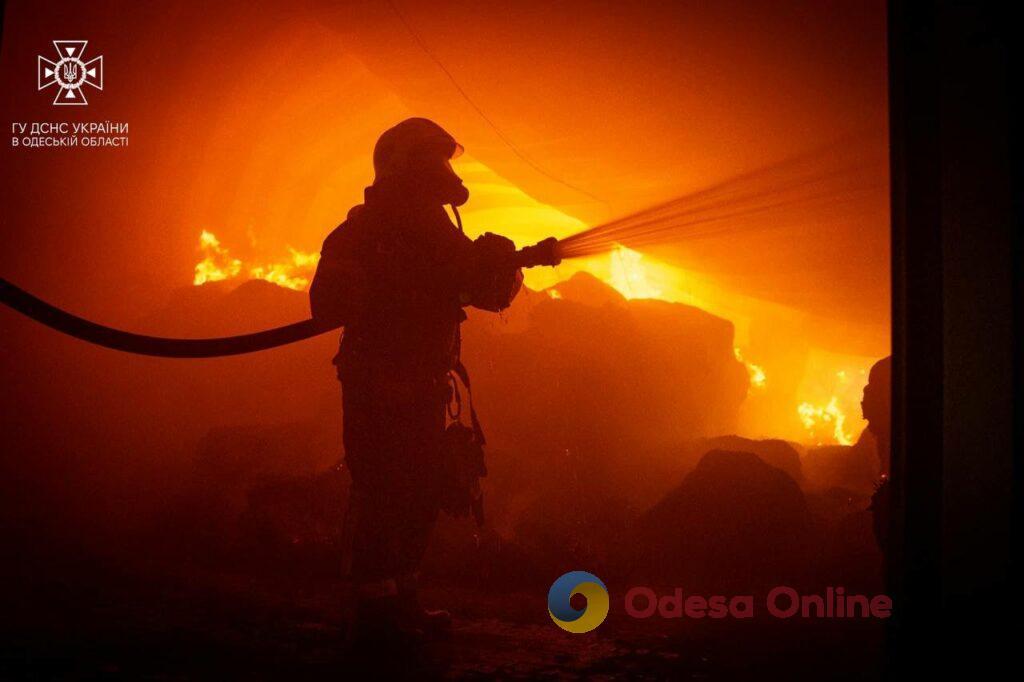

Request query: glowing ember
[
  {"left": 797, "top": 397, "right": 852, "bottom": 446},
  {"left": 609, "top": 245, "right": 662, "bottom": 299},
  {"left": 734, "top": 347, "right": 767, "bottom": 390},
  {"left": 192, "top": 231, "right": 319, "bottom": 291},
  {"left": 547, "top": 289, "right": 562, "bottom": 299}
]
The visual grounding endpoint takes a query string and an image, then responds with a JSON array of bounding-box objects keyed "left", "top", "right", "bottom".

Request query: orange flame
[
  {"left": 192, "top": 231, "right": 319, "bottom": 291},
  {"left": 193, "top": 230, "right": 242, "bottom": 285},
  {"left": 797, "top": 397, "right": 852, "bottom": 446},
  {"left": 734, "top": 347, "right": 767, "bottom": 390},
  {"left": 795, "top": 365, "right": 871, "bottom": 446}
]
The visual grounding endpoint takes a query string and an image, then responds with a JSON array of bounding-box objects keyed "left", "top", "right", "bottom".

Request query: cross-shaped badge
[{"left": 38, "top": 40, "right": 104, "bottom": 106}]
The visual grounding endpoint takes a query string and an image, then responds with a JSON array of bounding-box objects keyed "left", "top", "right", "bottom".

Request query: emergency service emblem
[{"left": 38, "top": 40, "right": 104, "bottom": 106}]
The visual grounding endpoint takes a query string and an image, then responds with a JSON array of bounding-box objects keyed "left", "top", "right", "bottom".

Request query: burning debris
[
  {"left": 193, "top": 230, "right": 320, "bottom": 291},
  {"left": 192, "top": 230, "right": 241, "bottom": 285},
  {"left": 187, "top": 234, "right": 872, "bottom": 448},
  {"left": 795, "top": 367, "right": 870, "bottom": 446},
  {"left": 798, "top": 397, "right": 853, "bottom": 446}
]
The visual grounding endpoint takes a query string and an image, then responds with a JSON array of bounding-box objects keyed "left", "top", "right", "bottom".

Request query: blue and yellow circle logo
[{"left": 547, "top": 571, "right": 610, "bottom": 633}]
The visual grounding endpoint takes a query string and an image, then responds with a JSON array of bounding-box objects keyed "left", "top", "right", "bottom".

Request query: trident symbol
[{"left": 37, "top": 40, "right": 104, "bottom": 106}]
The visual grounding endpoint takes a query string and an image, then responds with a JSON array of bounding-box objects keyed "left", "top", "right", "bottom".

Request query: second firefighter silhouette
[{"left": 309, "top": 118, "right": 557, "bottom": 642}]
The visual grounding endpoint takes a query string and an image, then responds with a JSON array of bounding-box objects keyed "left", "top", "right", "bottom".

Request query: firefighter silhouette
[
  {"left": 862, "top": 356, "right": 892, "bottom": 551},
  {"left": 310, "top": 118, "right": 532, "bottom": 645}
]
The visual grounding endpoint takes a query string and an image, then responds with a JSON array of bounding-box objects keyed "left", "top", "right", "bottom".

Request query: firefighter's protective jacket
[{"left": 309, "top": 182, "right": 522, "bottom": 376}]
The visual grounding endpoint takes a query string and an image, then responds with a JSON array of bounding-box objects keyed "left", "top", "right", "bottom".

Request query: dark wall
[{"left": 889, "top": 0, "right": 1020, "bottom": 675}]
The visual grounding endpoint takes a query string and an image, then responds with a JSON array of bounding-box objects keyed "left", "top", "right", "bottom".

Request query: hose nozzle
[{"left": 515, "top": 237, "right": 561, "bottom": 268}]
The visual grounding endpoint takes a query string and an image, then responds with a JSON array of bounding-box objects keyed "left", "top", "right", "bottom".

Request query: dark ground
[{"left": 1, "top": 542, "right": 885, "bottom": 680}]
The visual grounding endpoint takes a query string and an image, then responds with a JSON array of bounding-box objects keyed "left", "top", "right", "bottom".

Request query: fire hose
[{"left": 0, "top": 238, "right": 562, "bottom": 358}]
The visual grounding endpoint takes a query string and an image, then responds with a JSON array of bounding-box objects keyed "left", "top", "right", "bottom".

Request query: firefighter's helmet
[{"left": 373, "top": 118, "right": 464, "bottom": 183}]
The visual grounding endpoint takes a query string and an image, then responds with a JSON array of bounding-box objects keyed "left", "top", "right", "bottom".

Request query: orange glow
[
  {"left": 795, "top": 366, "right": 870, "bottom": 445},
  {"left": 190, "top": 135, "right": 873, "bottom": 448},
  {"left": 0, "top": 6, "right": 897, "bottom": 654},
  {"left": 193, "top": 230, "right": 242, "bottom": 286},
  {"left": 188, "top": 148, "right": 872, "bottom": 448},
  {"left": 797, "top": 397, "right": 851, "bottom": 446},
  {"left": 734, "top": 348, "right": 767, "bottom": 390},
  {"left": 192, "top": 231, "right": 320, "bottom": 292},
  {"left": 609, "top": 245, "right": 662, "bottom": 299}
]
